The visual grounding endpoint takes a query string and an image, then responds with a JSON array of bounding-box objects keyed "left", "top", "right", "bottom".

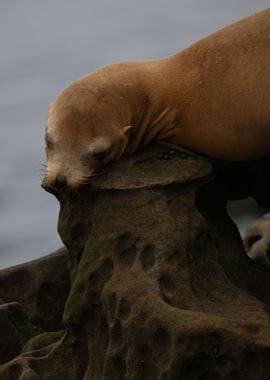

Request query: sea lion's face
[{"left": 41, "top": 102, "right": 131, "bottom": 193}]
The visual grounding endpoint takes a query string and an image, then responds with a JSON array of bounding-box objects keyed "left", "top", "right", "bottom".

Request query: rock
[
  {"left": 0, "top": 247, "right": 70, "bottom": 331},
  {"left": 0, "top": 247, "right": 70, "bottom": 365},
  {"left": 22, "top": 331, "right": 64, "bottom": 353},
  {"left": 0, "top": 302, "right": 37, "bottom": 364},
  {"left": 1, "top": 143, "right": 270, "bottom": 379}
]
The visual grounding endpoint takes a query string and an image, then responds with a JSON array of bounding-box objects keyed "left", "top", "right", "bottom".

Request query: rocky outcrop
[
  {"left": 0, "top": 247, "right": 70, "bottom": 364},
  {"left": 0, "top": 144, "right": 270, "bottom": 379}
]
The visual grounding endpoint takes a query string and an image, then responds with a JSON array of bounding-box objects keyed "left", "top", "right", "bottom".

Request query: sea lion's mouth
[
  {"left": 41, "top": 179, "right": 92, "bottom": 195},
  {"left": 41, "top": 182, "right": 61, "bottom": 196},
  {"left": 41, "top": 169, "right": 101, "bottom": 195}
]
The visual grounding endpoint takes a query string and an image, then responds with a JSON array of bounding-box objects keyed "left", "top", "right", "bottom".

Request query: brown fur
[{"left": 43, "top": 8, "right": 270, "bottom": 191}]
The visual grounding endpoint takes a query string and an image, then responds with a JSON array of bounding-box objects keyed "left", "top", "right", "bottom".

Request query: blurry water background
[{"left": 0, "top": 1, "right": 269, "bottom": 269}]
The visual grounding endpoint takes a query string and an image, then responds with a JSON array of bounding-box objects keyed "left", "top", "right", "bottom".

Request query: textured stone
[
  {"left": 0, "top": 302, "right": 37, "bottom": 365},
  {"left": 0, "top": 247, "right": 70, "bottom": 331},
  {"left": 0, "top": 143, "right": 270, "bottom": 379},
  {"left": 0, "top": 247, "right": 70, "bottom": 366}
]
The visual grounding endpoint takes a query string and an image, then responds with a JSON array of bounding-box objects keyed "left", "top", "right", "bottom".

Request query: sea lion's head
[{"left": 41, "top": 85, "right": 132, "bottom": 193}]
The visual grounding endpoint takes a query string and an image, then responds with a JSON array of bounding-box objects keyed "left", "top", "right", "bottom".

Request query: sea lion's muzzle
[
  {"left": 53, "top": 175, "right": 68, "bottom": 190},
  {"left": 41, "top": 174, "right": 68, "bottom": 195}
]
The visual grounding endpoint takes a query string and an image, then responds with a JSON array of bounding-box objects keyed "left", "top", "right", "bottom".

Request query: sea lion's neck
[
  {"left": 83, "top": 58, "right": 188, "bottom": 155},
  {"left": 117, "top": 57, "right": 188, "bottom": 154}
]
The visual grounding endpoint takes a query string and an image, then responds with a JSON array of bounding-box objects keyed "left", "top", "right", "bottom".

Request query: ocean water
[{"left": 0, "top": 1, "right": 268, "bottom": 269}]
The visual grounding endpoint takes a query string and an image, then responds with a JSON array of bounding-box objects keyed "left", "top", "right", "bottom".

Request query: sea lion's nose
[{"left": 54, "top": 175, "right": 67, "bottom": 190}]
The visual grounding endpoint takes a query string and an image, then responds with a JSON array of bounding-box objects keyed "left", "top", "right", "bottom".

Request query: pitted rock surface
[
  {"left": 1, "top": 144, "right": 270, "bottom": 379},
  {"left": 0, "top": 247, "right": 69, "bottom": 331}
]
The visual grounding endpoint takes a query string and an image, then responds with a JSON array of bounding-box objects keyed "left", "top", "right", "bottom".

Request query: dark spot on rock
[
  {"left": 153, "top": 327, "right": 171, "bottom": 348},
  {"left": 211, "top": 344, "right": 220, "bottom": 357},
  {"left": 152, "top": 327, "right": 172, "bottom": 364},
  {"left": 244, "top": 323, "right": 261, "bottom": 334},
  {"left": 80, "top": 309, "right": 101, "bottom": 333},
  {"left": 266, "top": 249, "right": 270, "bottom": 261},
  {"left": 134, "top": 343, "right": 159, "bottom": 379},
  {"left": 99, "top": 257, "right": 114, "bottom": 282},
  {"left": 121, "top": 343, "right": 128, "bottom": 357},
  {"left": 8, "top": 364, "right": 23, "bottom": 378},
  {"left": 72, "top": 222, "right": 92, "bottom": 239},
  {"left": 179, "top": 353, "right": 215, "bottom": 379},
  {"left": 209, "top": 332, "right": 223, "bottom": 341},
  {"left": 75, "top": 281, "right": 85, "bottom": 294},
  {"left": 141, "top": 244, "right": 156, "bottom": 270},
  {"left": 208, "top": 332, "right": 224, "bottom": 356},
  {"left": 241, "top": 348, "right": 270, "bottom": 374},
  {"left": 107, "top": 292, "right": 117, "bottom": 324},
  {"left": 166, "top": 249, "right": 179, "bottom": 265},
  {"left": 76, "top": 251, "right": 83, "bottom": 265},
  {"left": 179, "top": 152, "right": 189, "bottom": 159},
  {"left": 37, "top": 281, "right": 59, "bottom": 322},
  {"left": 116, "top": 233, "right": 137, "bottom": 267},
  {"left": 176, "top": 333, "right": 185, "bottom": 347},
  {"left": 118, "top": 245, "right": 137, "bottom": 267},
  {"left": 135, "top": 343, "right": 151, "bottom": 364},
  {"left": 69, "top": 321, "right": 82, "bottom": 334},
  {"left": 88, "top": 291, "right": 99, "bottom": 304},
  {"left": 167, "top": 150, "right": 176, "bottom": 159},
  {"left": 118, "top": 298, "right": 131, "bottom": 321},
  {"left": 161, "top": 373, "right": 169, "bottom": 380},
  {"left": 199, "top": 373, "right": 218, "bottom": 380},
  {"left": 41, "top": 281, "right": 55, "bottom": 293},
  {"left": 111, "top": 319, "right": 122, "bottom": 347},
  {"left": 159, "top": 275, "right": 174, "bottom": 293},
  {"left": 112, "top": 356, "right": 126, "bottom": 379},
  {"left": 138, "top": 312, "right": 147, "bottom": 322},
  {"left": 215, "top": 355, "right": 228, "bottom": 366},
  {"left": 227, "top": 369, "right": 248, "bottom": 379},
  {"left": 117, "top": 233, "right": 136, "bottom": 250},
  {"left": 88, "top": 271, "right": 100, "bottom": 287}
]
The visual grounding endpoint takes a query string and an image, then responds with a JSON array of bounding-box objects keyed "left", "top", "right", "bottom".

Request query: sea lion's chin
[
  {"left": 41, "top": 181, "right": 79, "bottom": 195},
  {"left": 41, "top": 181, "right": 61, "bottom": 196}
]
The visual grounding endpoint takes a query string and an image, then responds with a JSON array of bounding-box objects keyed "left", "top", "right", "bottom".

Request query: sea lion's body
[{"left": 43, "top": 8, "right": 270, "bottom": 191}]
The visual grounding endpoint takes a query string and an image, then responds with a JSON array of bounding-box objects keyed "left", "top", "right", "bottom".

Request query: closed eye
[{"left": 92, "top": 150, "right": 108, "bottom": 161}]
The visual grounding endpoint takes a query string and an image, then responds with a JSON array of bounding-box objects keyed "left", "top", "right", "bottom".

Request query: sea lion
[{"left": 42, "top": 8, "right": 270, "bottom": 192}]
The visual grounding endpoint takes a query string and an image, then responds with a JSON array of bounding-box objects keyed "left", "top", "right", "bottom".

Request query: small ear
[{"left": 123, "top": 125, "right": 134, "bottom": 135}]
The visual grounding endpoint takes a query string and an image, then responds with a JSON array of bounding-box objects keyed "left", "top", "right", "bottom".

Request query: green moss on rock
[{"left": 22, "top": 330, "right": 64, "bottom": 353}]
